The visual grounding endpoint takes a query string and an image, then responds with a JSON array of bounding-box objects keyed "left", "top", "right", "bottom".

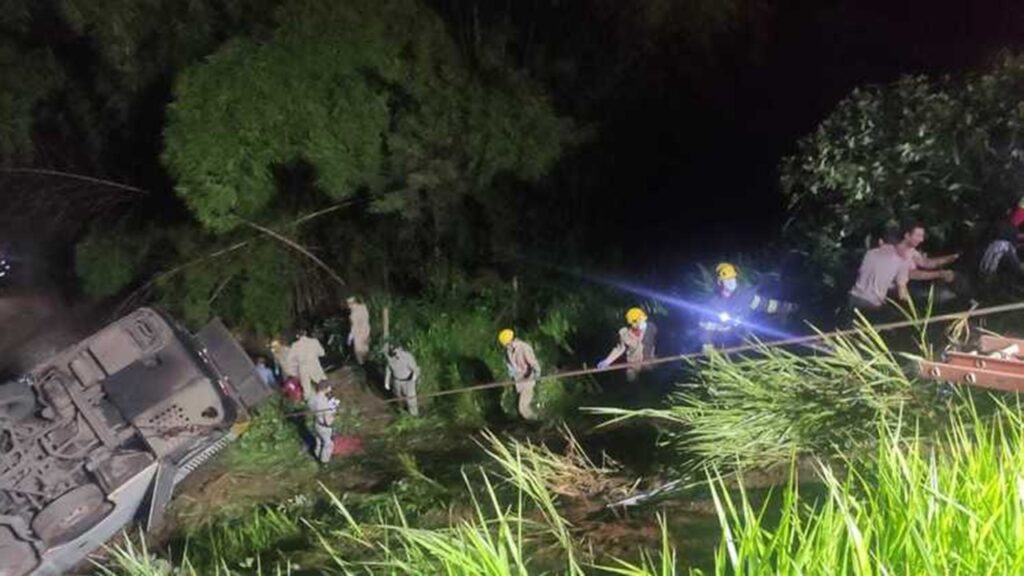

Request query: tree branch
[
  {"left": 0, "top": 168, "right": 149, "bottom": 194},
  {"left": 240, "top": 219, "right": 347, "bottom": 288},
  {"left": 113, "top": 198, "right": 364, "bottom": 317}
]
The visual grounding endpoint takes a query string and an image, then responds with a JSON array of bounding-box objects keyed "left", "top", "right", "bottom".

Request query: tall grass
[
  {"left": 99, "top": 427, "right": 661, "bottom": 575},
  {"left": 100, "top": 394, "right": 1024, "bottom": 575},
  {"left": 93, "top": 535, "right": 183, "bottom": 576},
  {"left": 593, "top": 319, "right": 933, "bottom": 470},
  {"left": 183, "top": 504, "right": 304, "bottom": 571},
  {"left": 318, "top": 428, "right": 600, "bottom": 574},
  {"left": 700, "top": 398, "right": 1024, "bottom": 574}
]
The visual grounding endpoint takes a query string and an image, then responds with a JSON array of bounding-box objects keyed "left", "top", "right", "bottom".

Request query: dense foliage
[
  {"left": 0, "top": 45, "right": 60, "bottom": 165},
  {"left": 782, "top": 55, "right": 1024, "bottom": 289},
  {"left": 69, "top": 0, "right": 576, "bottom": 338},
  {"left": 310, "top": 274, "right": 615, "bottom": 425},
  {"left": 163, "top": 0, "right": 572, "bottom": 243}
]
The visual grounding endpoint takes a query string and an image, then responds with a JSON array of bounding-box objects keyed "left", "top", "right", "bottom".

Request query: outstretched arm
[
  {"left": 916, "top": 253, "right": 959, "bottom": 270},
  {"left": 909, "top": 268, "right": 954, "bottom": 282},
  {"left": 598, "top": 342, "right": 626, "bottom": 368}
]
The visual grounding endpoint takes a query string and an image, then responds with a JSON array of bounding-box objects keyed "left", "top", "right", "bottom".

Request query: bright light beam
[{"left": 570, "top": 270, "right": 827, "bottom": 352}]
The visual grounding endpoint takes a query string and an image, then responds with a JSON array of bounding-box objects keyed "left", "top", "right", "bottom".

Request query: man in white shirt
[
  {"left": 849, "top": 229, "right": 911, "bottom": 312},
  {"left": 897, "top": 221, "right": 959, "bottom": 304}
]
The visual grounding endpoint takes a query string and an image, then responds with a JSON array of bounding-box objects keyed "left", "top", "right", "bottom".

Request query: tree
[
  {"left": 72, "top": 0, "right": 573, "bottom": 334},
  {"left": 780, "top": 54, "right": 1024, "bottom": 289},
  {"left": 163, "top": 0, "right": 573, "bottom": 261},
  {"left": 0, "top": 1, "right": 63, "bottom": 166}
]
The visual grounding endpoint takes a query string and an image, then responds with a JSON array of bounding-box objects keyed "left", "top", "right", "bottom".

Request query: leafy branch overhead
[{"left": 163, "top": 0, "right": 574, "bottom": 234}]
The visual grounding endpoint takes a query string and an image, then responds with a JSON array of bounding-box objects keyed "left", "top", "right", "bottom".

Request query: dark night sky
[{"left": 562, "top": 0, "right": 1024, "bottom": 273}]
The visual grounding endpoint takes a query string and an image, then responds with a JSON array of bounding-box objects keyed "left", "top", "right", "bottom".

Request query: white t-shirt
[{"left": 849, "top": 245, "right": 910, "bottom": 307}]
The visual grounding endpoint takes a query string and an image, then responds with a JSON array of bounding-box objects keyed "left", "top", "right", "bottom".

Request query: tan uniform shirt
[
  {"left": 272, "top": 343, "right": 293, "bottom": 377},
  {"left": 349, "top": 303, "right": 370, "bottom": 342},
  {"left": 506, "top": 339, "right": 541, "bottom": 380},
  {"left": 385, "top": 348, "right": 420, "bottom": 389},
  {"left": 610, "top": 324, "right": 656, "bottom": 364},
  {"left": 288, "top": 336, "right": 327, "bottom": 384}
]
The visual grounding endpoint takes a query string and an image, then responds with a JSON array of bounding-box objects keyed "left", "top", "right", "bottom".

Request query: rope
[
  {"left": 136, "top": 300, "right": 1024, "bottom": 431},
  {"left": 299, "top": 299, "right": 1024, "bottom": 413}
]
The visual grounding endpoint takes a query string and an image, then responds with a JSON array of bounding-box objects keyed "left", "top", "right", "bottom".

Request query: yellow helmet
[
  {"left": 625, "top": 307, "right": 647, "bottom": 326},
  {"left": 715, "top": 262, "right": 738, "bottom": 281},
  {"left": 498, "top": 329, "right": 515, "bottom": 346}
]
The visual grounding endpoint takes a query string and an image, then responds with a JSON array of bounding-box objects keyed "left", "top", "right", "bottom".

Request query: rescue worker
[
  {"left": 499, "top": 329, "right": 541, "bottom": 420},
  {"left": 597, "top": 308, "right": 657, "bottom": 382},
  {"left": 287, "top": 328, "right": 327, "bottom": 400},
  {"left": 699, "top": 262, "right": 797, "bottom": 351},
  {"left": 384, "top": 344, "right": 420, "bottom": 416},
  {"left": 897, "top": 222, "right": 960, "bottom": 303},
  {"left": 270, "top": 338, "right": 293, "bottom": 381},
  {"left": 346, "top": 296, "right": 371, "bottom": 365},
  {"left": 308, "top": 380, "right": 338, "bottom": 465}
]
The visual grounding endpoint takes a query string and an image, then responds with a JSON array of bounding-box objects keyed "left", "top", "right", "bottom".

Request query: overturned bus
[{"left": 0, "top": 308, "right": 272, "bottom": 575}]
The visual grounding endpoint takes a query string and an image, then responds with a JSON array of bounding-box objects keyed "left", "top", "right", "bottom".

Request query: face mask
[
  {"left": 636, "top": 320, "right": 647, "bottom": 331},
  {"left": 721, "top": 278, "right": 737, "bottom": 293}
]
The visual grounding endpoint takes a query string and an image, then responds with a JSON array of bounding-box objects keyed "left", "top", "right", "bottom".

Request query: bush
[
  {"left": 781, "top": 54, "right": 1024, "bottom": 290},
  {"left": 223, "top": 398, "right": 314, "bottom": 473},
  {"left": 313, "top": 274, "right": 615, "bottom": 426},
  {"left": 75, "top": 230, "right": 147, "bottom": 297}
]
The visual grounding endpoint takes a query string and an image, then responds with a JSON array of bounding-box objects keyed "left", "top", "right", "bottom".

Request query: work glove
[
  {"left": 596, "top": 359, "right": 610, "bottom": 369},
  {"left": 384, "top": 379, "right": 391, "bottom": 391},
  {"left": 347, "top": 333, "right": 355, "bottom": 346},
  {"left": 327, "top": 397, "right": 340, "bottom": 411}
]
